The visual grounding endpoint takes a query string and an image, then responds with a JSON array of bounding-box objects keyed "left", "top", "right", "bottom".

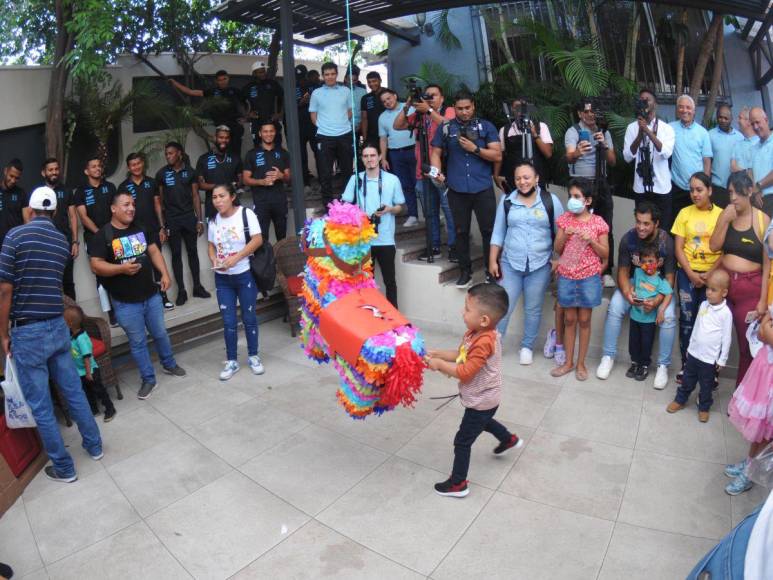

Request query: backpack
[
  {"left": 241, "top": 207, "right": 276, "bottom": 297},
  {"left": 503, "top": 188, "right": 556, "bottom": 243}
]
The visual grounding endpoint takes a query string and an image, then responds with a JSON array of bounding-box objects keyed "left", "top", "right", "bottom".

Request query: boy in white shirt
[{"left": 667, "top": 269, "right": 733, "bottom": 422}]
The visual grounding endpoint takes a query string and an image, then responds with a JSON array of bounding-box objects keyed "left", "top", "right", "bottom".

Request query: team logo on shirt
[
  {"left": 84, "top": 187, "right": 96, "bottom": 205},
  {"left": 254, "top": 152, "right": 266, "bottom": 167},
  {"left": 164, "top": 171, "right": 176, "bottom": 186},
  {"left": 111, "top": 232, "right": 147, "bottom": 262}
]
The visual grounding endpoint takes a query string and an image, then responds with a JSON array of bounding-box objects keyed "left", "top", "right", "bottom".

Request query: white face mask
[{"left": 567, "top": 197, "right": 586, "bottom": 214}]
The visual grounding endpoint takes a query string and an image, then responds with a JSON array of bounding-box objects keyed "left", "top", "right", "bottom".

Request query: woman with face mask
[
  {"left": 672, "top": 172, "right": 724, "bottom": 384},
  {"left": 550, "top": 179, "right": 609, "bottom": 380},
  {"left": 489, "top": 162, "right": 565, "bottom": 365}
]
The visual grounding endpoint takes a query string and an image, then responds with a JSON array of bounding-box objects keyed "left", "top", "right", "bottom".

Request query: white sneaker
[
  {"left": 248, "top": 355, "right": 265, "bottom": 375},
  {"left": 219, "top": 360, "right": 240, "bottom": 381},
  {"left": 603, "top": 274, "right": 616, "bottom": 288},
  {"left": 653, "top": 365, "right": 669, "bottom": 390},
  {"left": 403, "top": 216, "right": 419, "bottom": 227},
  {"left": 519, "top": 348, "right": 533, "bottom": 365},
  {"left": 596, "top": 355, "right": 614, "bottom": 379}
]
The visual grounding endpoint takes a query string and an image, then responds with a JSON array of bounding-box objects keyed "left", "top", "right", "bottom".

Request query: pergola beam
[{"left": 299, "top": 0, "right": 419, "bottom": 44}]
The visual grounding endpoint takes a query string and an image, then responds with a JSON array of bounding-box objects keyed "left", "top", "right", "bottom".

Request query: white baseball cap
[
  {"left": 28, "top": 186, "right": 57, "bottom": 211},
  {"left": 251, "top": 60, "right": 267, "bottom": 72}
]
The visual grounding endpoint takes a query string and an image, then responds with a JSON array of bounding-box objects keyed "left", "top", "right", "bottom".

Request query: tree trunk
[
  {"left": 46, "top": 0, "right": 73, "bottom": 174},
  {"left": 266, "top": 30, "right": 280, "bottom": 79},
  {"left": 702, "top": 19, "right": 725, "bottom": 125},
  {"left": 623, "top": 3, "right": 640, "bottom": 81},
  {"left": 495, "top": 5, "right": 523, "bottom": 86},
  {"left": 674, "top": 8, "right": 688, "bottom": 97},
  {"left": 689, "top": 13, "right": 723, "bottom": 102}
]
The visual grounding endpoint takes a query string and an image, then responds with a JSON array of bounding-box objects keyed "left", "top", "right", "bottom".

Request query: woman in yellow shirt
[{"left": 671, "top": 172, "right": 723, "bottom": 382}]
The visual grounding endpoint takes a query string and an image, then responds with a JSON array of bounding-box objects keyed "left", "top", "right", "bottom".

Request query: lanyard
[{"left": 357, "top": 170, "right": 382, "bottom": 211}]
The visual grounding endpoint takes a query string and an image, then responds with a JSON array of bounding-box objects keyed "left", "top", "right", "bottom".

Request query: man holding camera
[
  {"left": 393, "top": 84, "right": 457, "bottom": 261},
  {"left": 669, "top": 95, "right": 712, "bottom": 227},
  {"left": 342, "top": 143, "right": 404, "bottom": 307},
  {"left": 379, "top": 88, "right": 418, "bottom": 227},
  {"left": 494, "top": 98, "right": 553, "bottom": 191},
  {"left": 623, "top": 89, "right": 675, "bottom": 230},
  {"left": 430, "top": 92, "right": 501, "bottom": 289},
  {"left": 565, "top": 99, "right": 617, "bottom": 287}
]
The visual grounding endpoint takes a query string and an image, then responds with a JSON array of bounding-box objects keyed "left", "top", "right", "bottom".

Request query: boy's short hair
[
  {"left": 708, "top": 269, "right": 730, "bottom": 289},
  {"left": 63, "top": 304, "right": 84, "bottom": 327},
  {"left": 639, "top": 242, "right": 659, "bottom": 260},
  {"left": 468, "top": 283, "right": 509, "bottom": 324}
]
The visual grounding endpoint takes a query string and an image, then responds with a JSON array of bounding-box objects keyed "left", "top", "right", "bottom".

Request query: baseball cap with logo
[
  {"left": 28, "top": 186, "right": 57, "bottom": 211},
  {"left": 251, "top": 60, "right": 267, "bottom": 73}
]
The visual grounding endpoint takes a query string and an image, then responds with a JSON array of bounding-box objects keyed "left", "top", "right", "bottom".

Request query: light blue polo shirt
[
  {"left": 751, "top": 136, "right": 773, "bottom": 196},
  {"left": 351, "top": 84, "right": 366, "bottom": 128},
  {"left": 731, "top": 135, "right": 759, "bottom": 171},
  {"left": 342, "top": 170, "right": 405, "bottom": 246},
  {"left": 709, "top": 126, "right": 742, "bottom": 188},
  {"left": 309, "top": 84, "right": 352, "bottom": 137},
  {"left": 378, "top": 104, "right": 416, "bottom": 149},
  {"left": 669, "top": 120, "right": 713, "bottom": 190}
]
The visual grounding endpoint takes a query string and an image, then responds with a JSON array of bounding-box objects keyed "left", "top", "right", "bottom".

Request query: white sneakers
[
  {"left": 403, "top": 216, "right": 419, "bottom": 227},
  {"left": 220, "top": 360, "right": 240, "bottom": 381},
  {"left": 249, "top": 355, "right": 265, "bottom": 375},
  {"left": 603, "top": 274, "right": 616, "bottom": 288},
  {"left": 596, "top": 356, "right": 614, "bottom": 379},
  {"left": 653, "top": 365, "right": 669, "bottom": 389},
  {"left": 519, "top": 348, "right": 533, "bottom": 365}
]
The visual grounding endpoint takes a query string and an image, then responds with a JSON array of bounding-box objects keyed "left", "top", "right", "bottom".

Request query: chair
[
  {"left": 63, "top": 296, "right": 123, "bottom": 400},
  {"left": 273, "top": 236, "right": 306, "bottom": 337}
]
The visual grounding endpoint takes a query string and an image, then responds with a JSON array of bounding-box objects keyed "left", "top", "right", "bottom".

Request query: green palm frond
[
  {"left": 545, "top": 45, "right": 608, "bottom": 96},
  {"left": 432, "top": 9, "right": 462, "bottom": 51}
]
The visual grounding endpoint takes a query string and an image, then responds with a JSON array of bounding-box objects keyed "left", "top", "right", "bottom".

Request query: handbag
[
  {"left": 2, "top": 355, "right": 36, "bottom": 429},
  {"left": 241, "top": 207, "right": 276, "bottom": 297}
]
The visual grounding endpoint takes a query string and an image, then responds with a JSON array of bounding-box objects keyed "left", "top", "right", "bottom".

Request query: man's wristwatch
[
  {"left": 474, "top": 145, "right": 481, "bottom": 154},
  {"left": 756, "top": 181, "right": 763, "bottom": 191},
  {"left": 71, "top": 241, "right": 79, "bottom": 246}
]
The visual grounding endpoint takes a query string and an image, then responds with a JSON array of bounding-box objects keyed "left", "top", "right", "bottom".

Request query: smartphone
[
  {"left": 633, "top": 296, "right": 645, "bottom": 304},
  {"left": 745, "top": 311, "right": 758, "bottom": 324},
  {"left": 578, "top": 129, "right": 591, "bottom": 143}
]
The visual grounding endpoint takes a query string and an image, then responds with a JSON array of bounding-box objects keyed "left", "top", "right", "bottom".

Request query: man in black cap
[{"left": 242, "top": 60, "right": 284, "bottom": 148}]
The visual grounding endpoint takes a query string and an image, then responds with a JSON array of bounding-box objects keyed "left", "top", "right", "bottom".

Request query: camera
[
  {"left": 369, "top": 205, "right": 386, "bottom": 234},
  {"left": 634, "top": 97, "right": 649, "bottom": 119},
  {"left": 458, "top": 121, "right": 480, "bottom": 142},
  {"left": 406, "top": 79, "right": 431, "bottom": 102}
]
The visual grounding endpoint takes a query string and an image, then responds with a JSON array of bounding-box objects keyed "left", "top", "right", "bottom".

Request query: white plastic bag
[
  {"left": 2, "top": 355, "right": 36, "bottom": 429},
  {"left": 747, "top": 442, "right": 773, "bottom": 488},
  {"left": 747, "top": 319, "right": 763, "bottom": 359}
]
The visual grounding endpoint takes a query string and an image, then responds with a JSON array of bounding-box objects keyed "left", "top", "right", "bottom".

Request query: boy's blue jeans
[
  {"left": 11, "top": 316, "right": 102, "bottom": 478},
  {"left": 452, "top": 406, "right": 511, "bottom": 483},
  {"left": 112, "top": 293, "right": 176, "bottom": 384},
  {"left": 601, "top": 287, "right": 677, "bottom": 367},
  {"left": 215, "top": 271, "right": 259, "bottom": 361}
]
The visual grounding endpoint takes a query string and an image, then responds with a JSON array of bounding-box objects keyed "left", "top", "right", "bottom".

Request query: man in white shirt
[{"left": 623, "top": 89, "right": 675, "bottom": 229}]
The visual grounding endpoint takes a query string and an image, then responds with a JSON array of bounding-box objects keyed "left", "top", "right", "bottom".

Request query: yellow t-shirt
[{"left": 671, "top": 204, "right": 723, "bottom": 272}]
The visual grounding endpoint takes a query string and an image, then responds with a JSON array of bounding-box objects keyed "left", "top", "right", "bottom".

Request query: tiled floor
[{"left": 1, "top": 319, "right": 770, "bottom": 579}]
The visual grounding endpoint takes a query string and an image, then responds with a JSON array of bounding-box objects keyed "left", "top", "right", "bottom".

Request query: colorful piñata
[{"left": 299, "top": 201, "right": 425, "bottom": 418}]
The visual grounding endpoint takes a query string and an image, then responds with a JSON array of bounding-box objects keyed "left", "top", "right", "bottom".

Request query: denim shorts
[{"left": 557, "top": 274, "right": 602, "bottom": 308}]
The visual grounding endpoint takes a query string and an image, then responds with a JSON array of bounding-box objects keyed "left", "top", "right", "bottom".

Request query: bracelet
[{"left": 71, "top": 241, "right": 80, "bottom": 246}]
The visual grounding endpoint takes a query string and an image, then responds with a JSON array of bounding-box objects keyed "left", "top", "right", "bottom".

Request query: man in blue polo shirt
[
  {"left": 731, "top": 107, "right": 759, "bottom": 174},
  {"left": 708, "top": 104, "right": 742, "bottom": 207},
  {"left": 342, "top": 143, "right": 405, "bottom": 307},
  {"left": 378, "top": 88, "right": 417, "bottom": 226},
  {"left": 0, "top": 187, "right": 102, "bottom": 483},
  {"left": 749, "top": 107, "right": 773, "bottom": 217},
  {"left": 430, "top": 91, "right": 502, "bottom": 288},
  {"left": 669, "top": 95, "right": 713, "bottom": 227},
  {"left": 309, "top": 62, "right": 353, "bottom": 209}
]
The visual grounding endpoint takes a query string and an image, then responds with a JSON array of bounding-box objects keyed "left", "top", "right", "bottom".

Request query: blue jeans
[
  {"left": 11, "top": 317, "right": 102, "bottom": 477},
  {"left": 215, "top": 270, "right": 259, "bottom": 360},
  {"left": 419, "top": 179, "right": 455, "bottom": 248},
  {"left": 601, "top": 287, "right": 677, "bottom": 367},
  {"left": 496, "top": 259, "right": 552, "bottom": 350},
  {"left": 387, "top": 147, "right": 417, "bottom": 217},
  {"left": 112, "top": 293, "right": 176, "bottom": 384},
  {"left": 676, "top": 268, "right": 707, "bottom": 367},
  {"left": 675, "top": 353, "right": 715, "bottom": 411}
]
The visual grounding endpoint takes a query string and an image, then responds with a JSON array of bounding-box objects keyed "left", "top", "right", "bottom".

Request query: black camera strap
[{"left": 357, "top": 169, "right": 383, "bottom": 211}]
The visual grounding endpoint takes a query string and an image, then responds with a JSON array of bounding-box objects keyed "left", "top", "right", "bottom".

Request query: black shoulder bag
[{"left": 241, "top": 207, "right": 276, "bottom": 297}]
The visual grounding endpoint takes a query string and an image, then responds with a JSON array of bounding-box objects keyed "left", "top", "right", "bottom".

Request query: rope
[{"left": 344, "top": 0, "right": 360, "bottom": 201}]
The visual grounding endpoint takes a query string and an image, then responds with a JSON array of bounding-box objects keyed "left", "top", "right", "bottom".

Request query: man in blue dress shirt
[
  {"left": 708, "top": 104, "right": 742, "bottom": 207},
  {"left": 731, "top": 107, "right": 759, "bottom": 174},
  {"left": 749, "top": 107, "right": 773, "bottom": 217},
  {"left": 669, "top": 95, "right": 713, "bottom": 229}
]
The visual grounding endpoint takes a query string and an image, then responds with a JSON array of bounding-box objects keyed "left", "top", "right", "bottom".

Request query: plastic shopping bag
[
  {"left": 2, "top": 355, "right": 36, "bottom": 428},
  {"left": 747, "top": 442, "right": 773, "bottom": 488}
]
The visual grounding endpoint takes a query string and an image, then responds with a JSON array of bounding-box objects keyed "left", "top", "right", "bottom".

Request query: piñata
[{"left": 299, "top": 201, "right": 425, "bottom": 418}]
